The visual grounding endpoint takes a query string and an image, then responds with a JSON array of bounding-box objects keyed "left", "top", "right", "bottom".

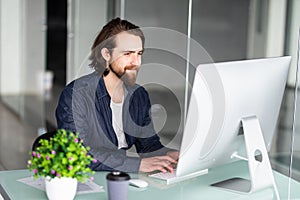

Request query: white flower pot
[{"left": 45, "top": 177, "right": 78, "bottom": 200}]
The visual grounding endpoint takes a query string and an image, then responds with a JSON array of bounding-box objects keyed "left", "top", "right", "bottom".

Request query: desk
[{"left": 0, "top": 161, "right": 299, "bottom": 200}]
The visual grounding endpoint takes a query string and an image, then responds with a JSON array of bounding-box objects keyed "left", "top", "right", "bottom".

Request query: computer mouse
[{"left": 129, "top": 179, "right": 149, "bottom": 188}]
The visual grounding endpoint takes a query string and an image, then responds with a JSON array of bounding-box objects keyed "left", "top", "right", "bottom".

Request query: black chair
[{"left": 31, "top": 130, "right": 57, "bottom": 151}]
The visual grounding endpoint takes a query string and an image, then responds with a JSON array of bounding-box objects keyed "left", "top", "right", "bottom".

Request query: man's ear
[{"left": 101, "top": 48, "right": 111, "bottom": 61}]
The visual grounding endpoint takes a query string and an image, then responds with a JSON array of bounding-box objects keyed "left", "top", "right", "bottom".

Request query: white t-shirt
[{"left": 110, "top": 98, "right": 128, "bottom": 149}]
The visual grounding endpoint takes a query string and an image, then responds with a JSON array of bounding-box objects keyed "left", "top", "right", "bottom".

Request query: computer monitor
[{"left": 176, "top": 56, "right": 291, "bottom": 193}]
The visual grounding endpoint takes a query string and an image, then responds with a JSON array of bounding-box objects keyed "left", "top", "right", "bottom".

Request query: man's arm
[
  {"left": 134, "top": 134, "right": 179, "bottom": 173},
  {"left": 129, "top": 87, "right": 179, "bottom": 173},
  {"left": 88, "top": 147, "right": 142, "bottom": 172}
]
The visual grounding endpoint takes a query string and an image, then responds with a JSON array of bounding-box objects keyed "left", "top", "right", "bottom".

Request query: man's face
[{"left": 109, "top": 32, "right": 143, "bottom": 86}]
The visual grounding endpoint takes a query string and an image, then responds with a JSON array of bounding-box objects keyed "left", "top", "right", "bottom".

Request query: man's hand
[
  {"left": 139, "top": 155, "right": 177, "bottom": 173},
  {"left": 167, "top": 151, "right": 179, "bottom": 161}
]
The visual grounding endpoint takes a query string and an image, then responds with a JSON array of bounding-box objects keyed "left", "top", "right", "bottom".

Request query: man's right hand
[{"left": 139, "top": 155, "right": 177, "bottom": 173}]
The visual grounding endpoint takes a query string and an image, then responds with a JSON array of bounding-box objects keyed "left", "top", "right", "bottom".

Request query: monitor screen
[{"left": 176, "top": 56, "right": 291, "bottom": 178}]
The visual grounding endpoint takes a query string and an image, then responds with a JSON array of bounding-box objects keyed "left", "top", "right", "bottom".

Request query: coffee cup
[{"left": 106, "top": 171, "right": 130, "bottom": 200}]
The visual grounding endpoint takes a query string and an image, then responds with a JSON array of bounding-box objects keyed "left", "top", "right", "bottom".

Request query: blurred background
[{"left": 0, "top": 0, "right": 299, "bottom": 189}]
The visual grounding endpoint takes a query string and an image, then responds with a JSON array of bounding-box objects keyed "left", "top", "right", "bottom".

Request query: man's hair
[{"left": 89, "top": 17, "right": 145, "bottom": 73}]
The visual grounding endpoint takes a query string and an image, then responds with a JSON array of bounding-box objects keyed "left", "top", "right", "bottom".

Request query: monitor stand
[{"left": 211, "top": 116, "right": 279, "bottom": 198}]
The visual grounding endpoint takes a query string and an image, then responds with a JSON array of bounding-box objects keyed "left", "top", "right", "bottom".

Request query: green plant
[{"left": 27, "top": 129, "right": 95, "bottom": 182}]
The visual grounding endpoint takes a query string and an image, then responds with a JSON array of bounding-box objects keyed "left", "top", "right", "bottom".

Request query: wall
[
  {"left": 286, "top": 0, "right": 300, "bottom": 87},
  {"left": 67, "top": 0, "right": 108, "bottom": 84},
  {"left": 0, "top": 0, "right": 46, "bottom": 95},
  {"left": 0, "top": 0, "right": 23, "bottom": 95}
]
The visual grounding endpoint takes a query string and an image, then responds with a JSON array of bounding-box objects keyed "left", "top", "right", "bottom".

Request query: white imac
[{"left": 175, "top": 56, "right": 291, "bottom": 194}]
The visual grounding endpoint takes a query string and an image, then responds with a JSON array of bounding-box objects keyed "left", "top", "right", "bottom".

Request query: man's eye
[{"left": 138, "top": 51, "right": 144, "bottom": 55}]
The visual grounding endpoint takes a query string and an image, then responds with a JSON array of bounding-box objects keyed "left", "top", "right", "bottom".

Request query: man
[{"left": 56, "top": 18, "right": 178, "bottom": 173}]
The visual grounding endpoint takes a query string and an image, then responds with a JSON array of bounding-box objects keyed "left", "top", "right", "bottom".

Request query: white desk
[{"left": 0, "top": 161, "right": 299, "bottom": 199}]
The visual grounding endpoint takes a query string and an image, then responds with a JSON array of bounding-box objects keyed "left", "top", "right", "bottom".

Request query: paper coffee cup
[{"left": 106, "top": 171, "right": 130, "bottom": 200}]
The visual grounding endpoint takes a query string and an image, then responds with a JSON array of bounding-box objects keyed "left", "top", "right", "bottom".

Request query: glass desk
[{"left": 1, "top": 161, "right": 299, "bottom": 200}]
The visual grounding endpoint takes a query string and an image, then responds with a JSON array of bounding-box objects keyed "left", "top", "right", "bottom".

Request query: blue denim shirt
[{"left": 56, "top": 72, "right": 169, "bottom": 172}]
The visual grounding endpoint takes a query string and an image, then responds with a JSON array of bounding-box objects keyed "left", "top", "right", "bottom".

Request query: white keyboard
[
  {"left": 149, "top": 169, "right": 208, "bottom": 184},
  {"left": 149, "top": 170, "right": 177, "bottom": 180}
]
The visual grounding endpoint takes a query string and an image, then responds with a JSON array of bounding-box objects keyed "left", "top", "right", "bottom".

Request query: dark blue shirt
[{"left": 56, "top": 72, "right": 169, "bottom": 172}]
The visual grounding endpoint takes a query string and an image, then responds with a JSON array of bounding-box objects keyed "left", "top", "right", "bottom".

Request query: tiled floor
[
  {"left": 0, "top": 101, "right": 37, "bottom": 170},
  {"left": 0, "top": 83, "right": 63, "bottom": 171}
]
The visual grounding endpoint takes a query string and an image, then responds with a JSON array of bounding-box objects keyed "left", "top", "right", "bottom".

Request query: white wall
[
  {"left": 23, "top": 0, "right": 46, "bottom": 94},
  {"left": 265, "top": 0, "right": 287, "bottom": 58},
  {"left": 67, "top": 0, "right": 107, "bottom": 84},
  {"left": 286, "top": 0, "right": 300, "bottom": 87},
  {"left": 0, "top": 0, "right": 46, "bottom": 95},
  {"left": 247, "top": 0, "right": 287, "bottom": 59},
  {"left": 0, "top": 0, "right": 23, "bottom": 94}
]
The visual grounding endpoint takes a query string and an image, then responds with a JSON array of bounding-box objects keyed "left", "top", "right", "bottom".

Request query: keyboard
[{"left": 149, "top": 169, "right": 208, "bottom": 184}]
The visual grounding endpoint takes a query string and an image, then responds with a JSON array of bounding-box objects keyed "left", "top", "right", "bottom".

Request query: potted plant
[{"left": 27, "top": 129, "right": 95, "bottom": 200}]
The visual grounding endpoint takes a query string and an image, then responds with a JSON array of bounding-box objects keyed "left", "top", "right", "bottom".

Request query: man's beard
[{"left": 109, "top": 64, "right": 138, "bottom": 86}]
